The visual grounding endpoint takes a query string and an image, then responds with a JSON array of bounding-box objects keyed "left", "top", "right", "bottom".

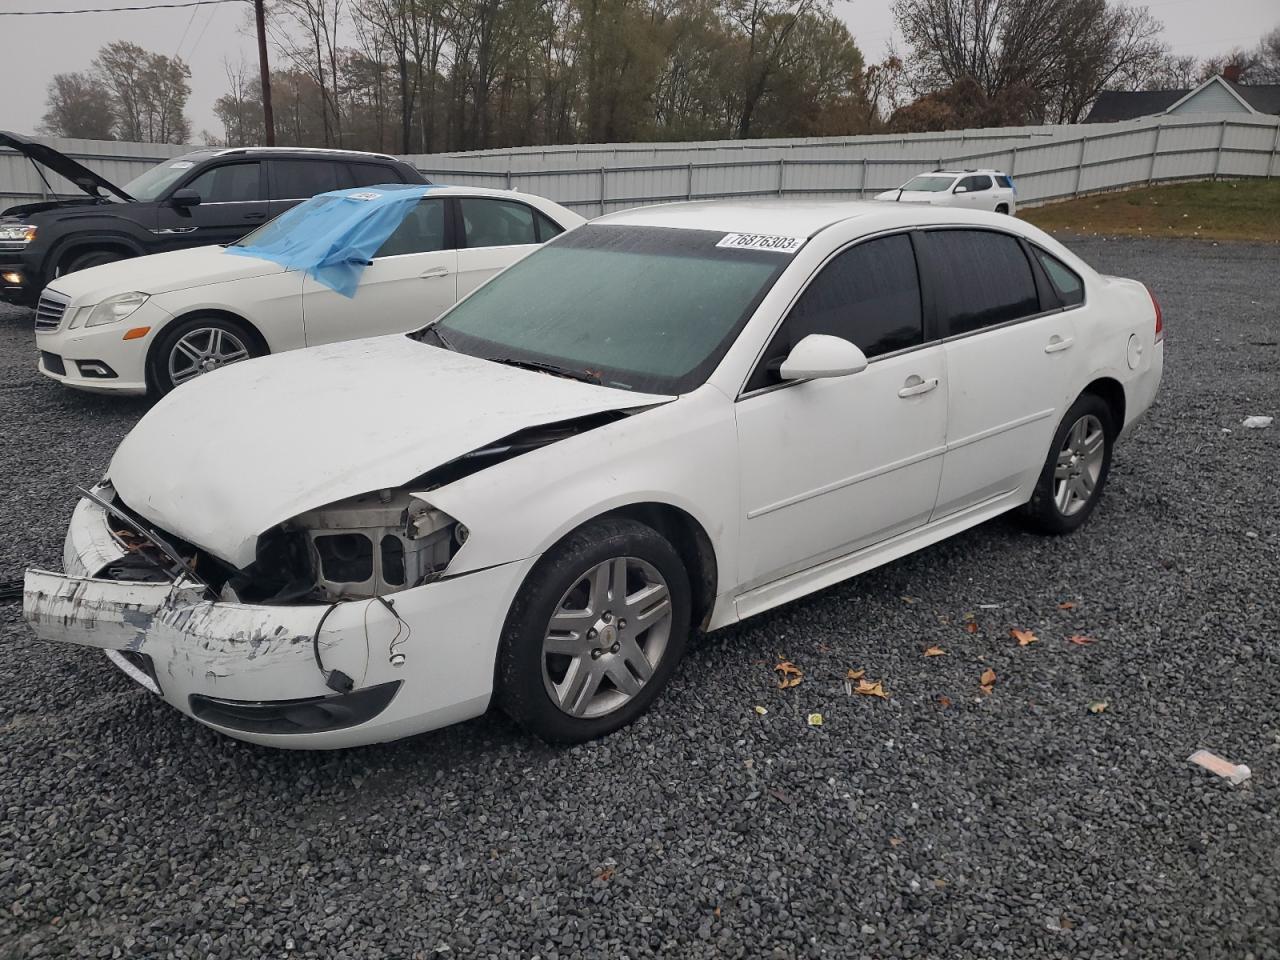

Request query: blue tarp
[{"left": 225, "top": 184, "right": 440, "bottom": 297}]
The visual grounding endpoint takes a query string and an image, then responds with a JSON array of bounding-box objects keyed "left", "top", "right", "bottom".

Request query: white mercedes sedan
[
  {"left": 32, "top": 185, "right": 583, "bottom": 395},
  {"left": 23, "top": 201, "right": 1163, "bottom": 748}
]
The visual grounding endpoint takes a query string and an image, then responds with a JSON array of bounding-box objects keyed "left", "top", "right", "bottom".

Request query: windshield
[
  {"left": 901, "top": 175, "right": 956, "bottom": 193},
  {"left": 421, "top": 224, "right": 796, "bottom": 394},
  {"left": 122, "top": 154, "right": 210, "bottom": 201}
]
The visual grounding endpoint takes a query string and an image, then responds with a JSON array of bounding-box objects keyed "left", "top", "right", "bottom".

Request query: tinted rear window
[
  {"left": 922, "top": 230, "right": 1039, "bottom": 336},
  {"left": 1035, "top": 249, "right": 1084, "bottom": 307},
  {"left": 271, "top": 159, "right": 346, "bottom": 199}
]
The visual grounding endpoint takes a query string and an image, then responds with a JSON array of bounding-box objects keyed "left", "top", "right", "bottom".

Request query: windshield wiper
[
  {"left": 486, "top": 355, "right": 601, "bottom": 384},
  {"left": 416, "top": 325, "right": 455, "bottom": 351}
]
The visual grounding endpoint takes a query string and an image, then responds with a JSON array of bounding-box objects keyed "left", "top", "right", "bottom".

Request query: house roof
[{"left": 1084, "top": 75, "right": 1280, "bottom": 123}]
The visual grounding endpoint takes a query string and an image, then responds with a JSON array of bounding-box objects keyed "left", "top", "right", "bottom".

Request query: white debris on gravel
[
  {"left": 1242, "top": 416, "right": 1273, "bottom": 429},
  {"left": 1188, "top": 749, "right": 1253, "bottom": 785}
]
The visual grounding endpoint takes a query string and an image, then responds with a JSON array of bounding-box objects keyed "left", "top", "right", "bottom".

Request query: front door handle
[
  {"left": 1045, "top": 335, "right": 1074, "bottom": 354},
  {"left": 898, "top": 375, "right": 939, "bottom": 398},
  {"left": 243, "top": 212, "right": 267, "bottom": 221},
  {"left": 420, "top": 266, "right": 450, "bottom": 279}
]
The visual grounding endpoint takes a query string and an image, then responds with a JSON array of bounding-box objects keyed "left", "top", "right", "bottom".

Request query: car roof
[
  {"left": 924, "top": 169, "right": 1007, "bottom": 177},
  {"left": 594, "top": 198, "right": 1022, "bottom": 238}
]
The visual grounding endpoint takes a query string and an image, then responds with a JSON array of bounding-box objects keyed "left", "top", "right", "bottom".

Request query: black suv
[{"left": 0, "top": 132, "right": 426, "bottom": 307}]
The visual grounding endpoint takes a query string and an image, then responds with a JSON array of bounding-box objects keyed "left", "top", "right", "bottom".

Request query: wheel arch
[
  {"left": 50, "top": 235, "right": 147, "bottom": 277},
  {"left": 1081, "top": 376, "right": 1126, "bottom": 432},
  {"left": 143, "top": 308, "right": 270, "bottom": 392}
]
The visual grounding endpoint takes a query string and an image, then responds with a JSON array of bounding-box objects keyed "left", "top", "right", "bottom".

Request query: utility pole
[{"left": 254, "top": 0, "right": 276, "bottom": 145}]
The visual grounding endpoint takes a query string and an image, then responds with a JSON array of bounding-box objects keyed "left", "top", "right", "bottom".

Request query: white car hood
[
  {"left": 109, "top": 336, "right": 670, "bottom": 567},
  {"left": 46, "top": 246, "right": 285, "bottom": 304}
]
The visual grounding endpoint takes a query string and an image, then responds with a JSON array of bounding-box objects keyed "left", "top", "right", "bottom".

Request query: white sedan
[
  {"left": 32, "top": 185, "right": 584, "bottom": 395},
  {"left": 23, "top": 201, "right": 1163, "bottom": 748}
]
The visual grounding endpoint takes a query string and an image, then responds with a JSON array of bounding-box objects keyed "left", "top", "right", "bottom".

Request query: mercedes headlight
[
  {"left": 85, "top": 292, "right": 149, "bottom": 328},
  {"left": 0, "top": 223, "right": 36, "bottom": 244}
]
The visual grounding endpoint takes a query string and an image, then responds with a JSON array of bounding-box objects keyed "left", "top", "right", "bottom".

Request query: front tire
[
  {"left": 1021, "top": 393, "right": 1115, "bottom": 535},
  {"left": 61, "top": 249, "right": 127, "bottom": 276},
  {"left": 150, "top": 314, "right": 262, "bottom": 395},
  {"left": 496, "top": 517, "right": 691, "bottom": 743}
]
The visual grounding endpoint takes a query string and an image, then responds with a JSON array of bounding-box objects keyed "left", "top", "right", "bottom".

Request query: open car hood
[
  {"left": 108, "top": 335, "right": 670, "bottom": 567},
  {"left": 0, "top": 130, "right": 132, "bottom": 202}
]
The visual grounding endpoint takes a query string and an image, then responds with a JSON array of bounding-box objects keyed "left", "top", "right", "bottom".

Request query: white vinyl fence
[{"left": 3, "top": 113, "right": 1278, "bottom": 215}]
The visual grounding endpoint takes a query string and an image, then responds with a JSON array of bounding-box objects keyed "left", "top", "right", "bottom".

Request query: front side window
[
  {"left": 425, "top": 224, "right": 793, "bottom": 393},
  {"left": 184, "top": 162, "right": 261, "bottom": 203},
  {"left": 374, "top": 198, "right": 447, "bottom": 257},
  {"left": 460, "top": 198, "right": 538, "bottom": 247},
  {"left": 746, "top": 233, "right": 924, "bottom": 392},
  {"left": 902, "top": 175, "right": 955, "bottom": 193},
  {"left": 270, "top": 159, "right": 345, "bottom": 199},
  {"left": 923, "top": 229, "right": 1040, "bottom": 336},
  {"left": 1035, "top": 248, "right": 1084, "bottom": 307}
]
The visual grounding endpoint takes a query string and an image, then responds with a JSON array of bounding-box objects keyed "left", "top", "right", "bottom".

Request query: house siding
[{"left": 1170, "top": 81, "right": 1251, "bottom": 115}]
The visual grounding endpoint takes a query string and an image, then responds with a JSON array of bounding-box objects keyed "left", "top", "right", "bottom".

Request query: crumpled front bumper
[{"left": 23, "top": 494, "right": 533, "bottom": 748}]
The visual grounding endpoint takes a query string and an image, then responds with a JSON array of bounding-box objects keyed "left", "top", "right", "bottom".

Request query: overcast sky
[{"left": 0, "top": 0, "right": 1271, "bottom": 142}]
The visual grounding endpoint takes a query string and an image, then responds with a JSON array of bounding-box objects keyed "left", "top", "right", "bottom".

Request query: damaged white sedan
[{"left": 23, "top": 201, "right": 1163, "bottom": 748}]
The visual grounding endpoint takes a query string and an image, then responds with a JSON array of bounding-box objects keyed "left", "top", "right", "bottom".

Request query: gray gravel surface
[{"left": 1, "top": 237, "right": 1277, "bottom": 959}]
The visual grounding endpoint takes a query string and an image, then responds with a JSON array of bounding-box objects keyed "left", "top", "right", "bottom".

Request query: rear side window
[
  {"left": 535, "top": 210, "right": 565, "bottom": 242},
  {"left": 995, "top": 175, "right": 1013, "bottom": 188},
  {"left": 960, "top": 175, "right": 992, "bottom": 192},
  {"left": 460, "top": 198, "right": 538, "bottom": 247},
  {"left": 1035, "top": 248, "right": 1084, "bottom": 307},
  {"left": 349, "top": 161, "right": 404, "bottom": 187},
  {"left": 923, "top": 230, "right": 1040, "bottom": 336},
  {"left": 747, "top": 233, "right": 923, "bottom": 391},
  {"left": 185, "top": 162, "right": 261, "bottom": 203},
  {"left": 270, "top": 159, "right": 345, "bottom": 199}
]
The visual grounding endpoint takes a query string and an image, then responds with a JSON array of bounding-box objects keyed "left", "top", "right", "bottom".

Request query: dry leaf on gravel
[
  {"left": 1087, "top": 700, "right": 1108, "bottom": 714},
  {"left": 924, "top": 646, "right": 947, "bottom": 657},
  {"left": 937, "top": 696, "right": 952, "bottom": 708},
  {"left": 979, "top": 668, "right": 997, "bottom": 695},
  {"left": 855, "top": 679, "right": 889, "bottom": 699},
  {"left": 1068, "top": 635, "right": 1097, "bottom": 646},
  {"left": 964, "top": 622, "right": 979, "bottom": 634},
  {"left": 807, "top": 713, "right": 824, "bottom": 726},
  {"left": 889, "top": 837, "right": 904, "bottom": 847},
  {"left": 846, "top": 668, "right": 866, "bottom": 681},
  {"left": 1011, "top": 629, "right": 1038, "bottom": 646},
  {"left": 754, "top": 705, "right": 768, "bottom": 716},
  {"left": 1058, "top": 601, "right": 1076, "bottom": 610},
  {"left": 774, "top": 661, "right": 803, "bottom": 689}
]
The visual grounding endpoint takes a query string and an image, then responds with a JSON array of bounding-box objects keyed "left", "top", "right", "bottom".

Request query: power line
[{"left": 0, "top": 0, "right": 245, "bottom": 16}]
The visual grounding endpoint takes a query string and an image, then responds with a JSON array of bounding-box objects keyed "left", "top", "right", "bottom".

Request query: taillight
[{"left": 1149, "top": 287, "right": 1164, "bottom": 343}]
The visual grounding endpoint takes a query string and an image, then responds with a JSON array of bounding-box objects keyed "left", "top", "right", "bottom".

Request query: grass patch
[{"left": 1022, "top": 180, "right": 1280, "bottom": 242}]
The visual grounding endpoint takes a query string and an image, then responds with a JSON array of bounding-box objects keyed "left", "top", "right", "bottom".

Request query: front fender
[{"left": 426, "top": 386, "right": 739, "bottom": 598}]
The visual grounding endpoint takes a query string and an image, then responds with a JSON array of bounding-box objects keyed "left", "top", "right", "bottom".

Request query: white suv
[{"left": 875, "top": 169, "right": 1017, "bottom": 215}]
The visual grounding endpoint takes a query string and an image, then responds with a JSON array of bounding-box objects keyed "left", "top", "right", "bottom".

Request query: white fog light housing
[{"left": 85, "top": 292, "right": 149, "bottom": 328}]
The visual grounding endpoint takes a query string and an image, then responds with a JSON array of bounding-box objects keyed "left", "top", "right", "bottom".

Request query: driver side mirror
[
  {"left": 168, "top": 188, "right": 201, "bottom": 209},
  {"left": 953, "top": 185, "right": 968, "bottom": 193},
  {"left": 779, "top": 334, "right": 868, "bottom": 381}
]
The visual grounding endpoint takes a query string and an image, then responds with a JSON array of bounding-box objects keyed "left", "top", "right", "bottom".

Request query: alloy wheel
[
  {"left": 168, "top": 326, "right": 251, "bottom": 386},
  {"left": 1053, "top": 413, "right": 1105, "bottom": 516},
  {"left": 541, "top": 556, "right": 673, "bottom": 719}
]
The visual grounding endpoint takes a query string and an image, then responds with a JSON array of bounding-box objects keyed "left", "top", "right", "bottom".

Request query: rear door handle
[
  {"left": 898, "top": 376, "right": 939, "bottom": 398},
  {"left": 1045, "top": 336, "right": 1074, "bottom": 354},
  {"left": 420, "top": 266, "right": 450, "bottom": 279}
]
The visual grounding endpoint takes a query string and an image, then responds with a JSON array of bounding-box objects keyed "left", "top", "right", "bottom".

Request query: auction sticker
[
  {"left": 349, "top": 191, "right": 382, "bottom": 201},
  {"left": 716, "top": 233, "right": 805, "bottom": 253}
]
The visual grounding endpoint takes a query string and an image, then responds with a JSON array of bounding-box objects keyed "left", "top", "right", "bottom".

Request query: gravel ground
[{"left": 1, "top": 237, "right": 1277, "bottom": 960}]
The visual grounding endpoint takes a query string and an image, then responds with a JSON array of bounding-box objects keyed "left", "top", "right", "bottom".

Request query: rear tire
[
  {"left": 149, "top": 314, "right": 263, "bottom": 396},
  {"left": 1021, "top": 393, "right": 1115, "bottom": 535},
  {"left": 496, "top": 517, "right": 691, "bottom": 743}
]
